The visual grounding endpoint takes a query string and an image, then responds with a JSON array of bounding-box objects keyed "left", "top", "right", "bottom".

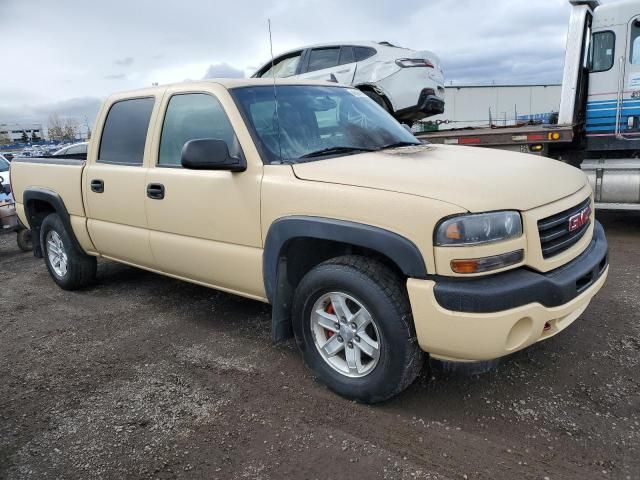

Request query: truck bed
[{"left": 10, "top": 156, "right": 87, "bottom": 221}]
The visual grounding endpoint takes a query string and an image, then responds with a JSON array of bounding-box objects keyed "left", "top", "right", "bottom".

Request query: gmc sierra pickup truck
[{"left": 11, "top": 79, "right": 609, "bottom": 403}]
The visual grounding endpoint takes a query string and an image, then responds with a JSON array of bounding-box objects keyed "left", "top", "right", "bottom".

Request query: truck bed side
[{"left": 11, "top": 156, "right": 95, "bottom": 255}]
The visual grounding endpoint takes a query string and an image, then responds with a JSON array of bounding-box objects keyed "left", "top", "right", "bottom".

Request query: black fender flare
[
  {"left": 22, "top": 187, "right": 84, "bottom": 257},
  {"left": 263, "top": 216, "right": 428, "bottom": 342}
]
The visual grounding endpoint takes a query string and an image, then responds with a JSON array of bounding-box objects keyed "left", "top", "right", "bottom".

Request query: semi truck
[{"left": 418, "top": 0, "right": 640, "bottom": 211}]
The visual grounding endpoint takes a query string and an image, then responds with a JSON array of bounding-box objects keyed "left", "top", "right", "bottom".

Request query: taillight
[{"left": 396, "top": 58, "right": 435, "bottom": 68}]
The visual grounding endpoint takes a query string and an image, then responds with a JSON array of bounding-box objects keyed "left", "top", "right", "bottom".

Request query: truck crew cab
[{"left": 10, "top": 79, "right": 608, "bottom": 402}]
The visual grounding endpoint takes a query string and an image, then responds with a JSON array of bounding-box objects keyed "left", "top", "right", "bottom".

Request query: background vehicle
[
  {"left": 418, "top": 0, "right": 640, "bottom": 211},
  {"left": 2, "top": 153, "right": 14, "bottom": 162},
  {"left": 0, "top": 158, "right": 31, "bottom": 251},
  {"left": 0, "top": 155, "right": 10, "bottom": 192},
  {"left": 9, "top": 79, "right": 608, "bottom": 402},
  {"left": 253, "top": 41, "right": 445, "bottom": 123},
  {"left": 53, "top": 142, "right": 88, "bottom": 156}
]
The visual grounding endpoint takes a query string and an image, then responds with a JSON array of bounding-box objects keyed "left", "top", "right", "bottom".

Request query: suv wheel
[
  {"left": 40, "top": 213, "right": 96, "bottom": 290},
  {"left": 362, "top": 90, "right": 389, "bottom": 112},
  {"left": 292, "top": 256, "right": 424, "bottom": 403}
]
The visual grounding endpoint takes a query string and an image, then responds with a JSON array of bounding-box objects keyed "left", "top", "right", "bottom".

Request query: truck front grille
[{"left": 537, "top": 198, "right": 591, "bottom": 259}]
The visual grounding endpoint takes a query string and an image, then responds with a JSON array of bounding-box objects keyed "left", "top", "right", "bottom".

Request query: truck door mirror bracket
[{"left": 181, "top": 139, "right": 246, "bottom": 172}]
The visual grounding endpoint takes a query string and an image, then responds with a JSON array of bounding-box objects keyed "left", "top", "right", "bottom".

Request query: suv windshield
[
  {"left": 0, "top": 156, "right": 9, "bottom": 171},
  {"left": 231, "top": 85, "right": 420, "bottom": 163}
]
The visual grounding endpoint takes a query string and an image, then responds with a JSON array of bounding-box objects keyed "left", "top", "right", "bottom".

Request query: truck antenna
[{"left": 268, "top": 19, "right": 284, "bottom": 163}]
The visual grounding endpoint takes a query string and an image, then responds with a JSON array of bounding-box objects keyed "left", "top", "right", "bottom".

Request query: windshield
[
  {"left": 231, "top": 85, "right": 420, "bottom": 163},
  {"left": 0, "top": 156, "right": 9, "bottom": 171}
]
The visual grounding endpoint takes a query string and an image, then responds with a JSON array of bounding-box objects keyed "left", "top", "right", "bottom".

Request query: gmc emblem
[{"left": 568, "top": 206, "right": 591, "bottom": 232}]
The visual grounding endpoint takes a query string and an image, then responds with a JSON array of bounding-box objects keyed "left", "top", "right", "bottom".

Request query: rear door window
[
  {"left": 338, "top": 46, "right": 355, "bottom": 65},
  {"left": 99, "top": 97, "right": 154, "bottom": 165},
  {"left": 354, "top": 46, "right": 377, "bottom": 62},
  {"left": 306, "top": 48, "right": 340, "bottom": 72}
]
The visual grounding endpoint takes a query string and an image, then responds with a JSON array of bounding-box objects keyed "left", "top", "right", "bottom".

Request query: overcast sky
[{"left": 0, "top": 0, "right": 597, "bottom": 126}]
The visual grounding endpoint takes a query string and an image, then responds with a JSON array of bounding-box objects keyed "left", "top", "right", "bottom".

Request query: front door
[
  {"left": 622, "top": 16, "right": 640, "bottom": 134},
  {"left": 84, "top": 96, "right": 157, "bottom": 267},
  {"left": 144, "top": 87, "right": 265, "bottom": 299}
]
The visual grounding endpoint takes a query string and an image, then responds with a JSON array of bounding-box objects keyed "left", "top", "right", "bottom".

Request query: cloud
[
  {"left": 0, "top": 97, "right": 102, "bottom": 125},
  {"left": 202, "top": 63, "right": 245, "bottom": 79},
  {"left": 0, "top": 0, "right": 598, "bottom": 127},
  {"left": 114, "top": 56, "right": 134, "bottom": 66}
]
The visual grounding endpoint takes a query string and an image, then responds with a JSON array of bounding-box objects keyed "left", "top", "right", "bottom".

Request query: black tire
[
  {"left": 40, "top": 213, "right": 96, "bottom": 290},
  {"left": 362, "top": 90, "right": 390, "bottom": 112},
  {"left": 16, "top": 229, "right": 32, "bottom": 252},
  {"left": 292, "top": 256, "right": 424, "bottom": 403}
]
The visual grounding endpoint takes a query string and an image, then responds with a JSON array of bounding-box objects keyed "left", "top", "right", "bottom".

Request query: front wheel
[
  {"left": 40, "top": 213, "right": 96, "bottom": 290},
  {"left": 292, "top": 256, "right": 424, "bottom": 403}
]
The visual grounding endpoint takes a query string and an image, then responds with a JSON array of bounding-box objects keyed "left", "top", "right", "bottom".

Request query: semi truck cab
[{"left": 420, "top": 0, "right": 640, "bottom": 211}]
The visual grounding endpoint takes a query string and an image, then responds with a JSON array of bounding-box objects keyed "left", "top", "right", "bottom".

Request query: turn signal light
[
  {"left": 451, "top": 250, "right": 524, "bottom": 274},
  {"left": 548, "top": 132, "right": 561, "bottom": 141}
]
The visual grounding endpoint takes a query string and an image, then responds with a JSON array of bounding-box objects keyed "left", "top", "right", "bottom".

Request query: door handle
[
  {"left": 90, "top": 179, "right": 104, "bottom": 193},
  {"left": 146, "top": 183, "right": 165, "bottom": 200}
]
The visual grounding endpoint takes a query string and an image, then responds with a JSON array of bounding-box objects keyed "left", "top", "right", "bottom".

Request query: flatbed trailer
[{"left": 416, "top": 124, "right": 576, "bottom": 157}]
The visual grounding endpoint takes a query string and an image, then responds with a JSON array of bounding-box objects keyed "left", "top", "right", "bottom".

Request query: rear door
[
  {"left": 83, "top": 95, "right": 159, "bottom": 267},
  {"left": 298, "top": 46, "right": 356, "bottom": 84}
]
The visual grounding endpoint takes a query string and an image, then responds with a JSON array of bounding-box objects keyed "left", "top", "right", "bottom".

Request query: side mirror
[{"left": 181, "top": 139, "right": 246, "bottom": 172}]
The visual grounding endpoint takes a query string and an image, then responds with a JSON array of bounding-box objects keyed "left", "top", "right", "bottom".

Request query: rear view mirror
[{"left": 181, "top": 139, "right": 246, "bottom": 172}]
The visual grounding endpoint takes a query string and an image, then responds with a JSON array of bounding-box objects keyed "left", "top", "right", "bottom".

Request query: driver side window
[
  {"left": 631, "top": 21, "right": 640, "bottom": 64},
  {"left": 260, "top": 52, "right": 302, "bottom": 78},
  {"left": 159, "top": 93, "right": 240, "bottom": 167}
]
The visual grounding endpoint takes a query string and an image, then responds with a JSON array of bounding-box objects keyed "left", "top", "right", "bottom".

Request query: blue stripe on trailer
[
  {"left": 587, "top": 107, "right": 640, "bottom": 118},
  {"left": 585, "top": 125, "right": 616, "bottom": 132},
  {"left": 586, "top": 116, "right": 618, "bottom": 125},
  {"left": 587, "top": 98, "right": 640, "bottom": 108}
]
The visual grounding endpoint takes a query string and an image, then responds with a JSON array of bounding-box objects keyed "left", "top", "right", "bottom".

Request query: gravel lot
[{"left": 0, "top": 212, "right": 638, "bottom": 480}]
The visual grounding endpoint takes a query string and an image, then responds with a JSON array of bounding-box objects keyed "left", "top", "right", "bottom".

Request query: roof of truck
[{"left": 111, "top": 78, "right": 345, "bottom": 99}]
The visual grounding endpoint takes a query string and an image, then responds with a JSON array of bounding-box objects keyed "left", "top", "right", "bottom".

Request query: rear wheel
[
  {"left": 40, "top": 213, "right": 96, "bottom": 290},
  {"left": 16, "top": 229, "right": 32, "bottom": 252},
  {"left": 362, "top": 90, "right": 390, "bottom": 112},
  {"left": 292, "top": 256, "right": 424, "bottom": 403}
]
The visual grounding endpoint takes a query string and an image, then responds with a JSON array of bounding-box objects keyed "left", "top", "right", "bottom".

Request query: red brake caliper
[{"left": 325, "top": 302, "right": 336, "bottom": 338}]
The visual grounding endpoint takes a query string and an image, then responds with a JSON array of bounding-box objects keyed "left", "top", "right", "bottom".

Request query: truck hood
[{"left": 291, "top": 144, "right": 588, "bottom": 212}]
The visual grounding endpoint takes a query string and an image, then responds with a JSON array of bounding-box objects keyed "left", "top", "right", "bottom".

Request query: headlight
[{"left": 435, "top": 211, "right": 522, "bottom": 246}]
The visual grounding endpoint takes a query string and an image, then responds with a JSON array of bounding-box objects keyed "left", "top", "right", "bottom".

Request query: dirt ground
[{"left": 0, "top": 212, "right": 638, "bottom": 480}]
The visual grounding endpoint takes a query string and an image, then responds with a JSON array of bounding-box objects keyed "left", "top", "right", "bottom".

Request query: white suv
[{"left": 253, "top": 41, "right": 446, "bottom": 123}]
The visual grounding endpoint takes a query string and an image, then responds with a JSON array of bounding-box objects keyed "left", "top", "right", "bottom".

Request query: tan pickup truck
[{"left": 11, "top": 79, "right": 609, "bottom": 402}]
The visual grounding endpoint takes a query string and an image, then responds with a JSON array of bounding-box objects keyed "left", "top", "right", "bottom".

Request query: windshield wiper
[
  {"left": 299, "top": 146, "right": 377, "bottom": 159},
  {"left": 379, "top": 141, "right": 422, "bottom": 150}
]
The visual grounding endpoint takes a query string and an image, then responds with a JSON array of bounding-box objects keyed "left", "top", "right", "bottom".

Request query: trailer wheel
[
  {"left": 40, "top": 213, "right": 96, "bottom": 290},
  {"left": 16, "top": 229, "right": 32, "bottom": 252}
]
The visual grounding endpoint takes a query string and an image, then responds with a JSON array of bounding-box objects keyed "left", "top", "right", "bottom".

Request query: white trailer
[{"left": 419, "top": 0, "right": 640, "bottom": 211}]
